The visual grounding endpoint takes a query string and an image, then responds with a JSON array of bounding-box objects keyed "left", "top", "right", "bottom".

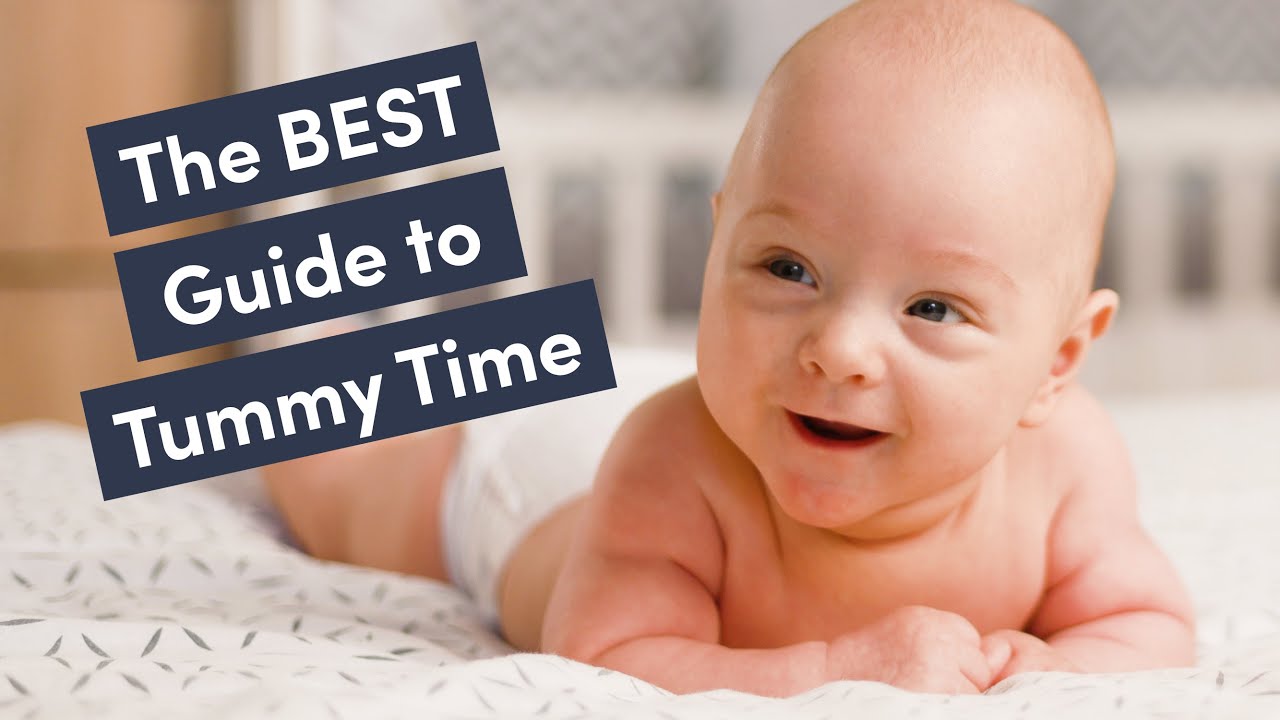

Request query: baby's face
[{"left": 696, "top": 68, "right": 1086, "bottom": 538}]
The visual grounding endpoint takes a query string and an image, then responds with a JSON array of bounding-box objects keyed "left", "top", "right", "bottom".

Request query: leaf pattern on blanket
[{"left": 0, "top": 421, "right": 1279, "bottom": 719}]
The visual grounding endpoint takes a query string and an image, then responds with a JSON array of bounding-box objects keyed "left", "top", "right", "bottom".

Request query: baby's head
[{"left": 695, "top": 0, "right": 1118, "bottom": 538}]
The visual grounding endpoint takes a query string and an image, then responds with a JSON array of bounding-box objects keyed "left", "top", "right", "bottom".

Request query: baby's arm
[
  {"left": 988, "top": 386, "right": 1195, "bottom": 681},
  {"left": 540, "top": 383, "right": 831, "bottom": 696}
]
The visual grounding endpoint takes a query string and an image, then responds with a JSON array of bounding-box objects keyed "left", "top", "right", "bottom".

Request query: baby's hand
[
  {"left": 826, "top": 606, "right": 1006, "bottom": 694},
  {"left": 980, "top": 629, "right": 1081, "bottom": 685}
]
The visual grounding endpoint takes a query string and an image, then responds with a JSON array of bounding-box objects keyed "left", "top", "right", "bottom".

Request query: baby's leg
[
  {"left": 263, "top": 425, "right": 462, "bottom": 580},
  {"left": 497, "top": 495, "right": 589, "bottom": 651}
]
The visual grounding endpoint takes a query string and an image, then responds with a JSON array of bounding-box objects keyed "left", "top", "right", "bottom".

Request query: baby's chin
[
  {"left": 763, "top": 468, "right": 899, "bottom": 533},
  {"left": 762, "top": 467, "right": 975, "bottom": 543}
]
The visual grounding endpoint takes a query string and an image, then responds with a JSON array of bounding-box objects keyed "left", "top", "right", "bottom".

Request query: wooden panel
[
  {"left": 0, "top": 287, "right": 226, "bottom": 426},
  {"left": 0, "top": 0, "right": 235, "bottom": 425},
  {"left": 0, "top": 0, "right": 235, "bottom": 252}
]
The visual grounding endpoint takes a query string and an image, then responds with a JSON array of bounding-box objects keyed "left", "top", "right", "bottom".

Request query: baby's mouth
[{"left": 793, "top": 412, "right": 885, "bottom": 443}]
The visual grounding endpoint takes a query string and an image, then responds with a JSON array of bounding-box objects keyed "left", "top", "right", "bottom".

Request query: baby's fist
[
  {"left": 826, "top": 605, "right": 997, "bottom": 694},
  {"left": 981, "top": 629, "right": 1080, "bottom": 686}
]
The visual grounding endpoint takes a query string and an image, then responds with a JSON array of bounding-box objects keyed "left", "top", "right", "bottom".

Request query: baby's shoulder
[
  {"left": 601, "top": 376, "right": 720, "bottom": 478},
  {"left": 1015, "top": 382, "right": 1137, "bottom": 524},
  {"left": 1016, "top": 387, "right": 1158, "bottom": 622},
  {"left": 586, "top": 376, "right": 727, "bottom": 590},
  {"left": 1037, "top": 382, "right": 1130, "bottom": 474},
  {"left": 601, "top": 374, "right": 763, "bottom": 531},
  {"left": 590, "top": 375, "right": 733, "bottom": 522}
]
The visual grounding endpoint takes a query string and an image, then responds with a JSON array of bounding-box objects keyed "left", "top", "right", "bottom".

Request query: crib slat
[
  {"left": 607, "top": 158, "right": 664, "bottom": 342},
  {"left": 1214, "top": 160, "right": 1272, "bottom": 308},
  {"left": 502, "top": 158, "right": 552, "bottom": 297},
  {"left": 1103, "top": 160, "right": 1179, "bottom": 392},
  {"left": 1115, "top": 161, "right": 1177, "bottom": 315},
  {"left": 269, "top": 0, "right": 334, "bottom": 219},
  {"left": 235, "top": 0, "right": 332, "bottom": 351}
]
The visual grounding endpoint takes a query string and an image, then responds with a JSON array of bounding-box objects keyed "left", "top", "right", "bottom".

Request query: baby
[{"left": 265, "top": 0, "right": 1195, "bottom": 697}]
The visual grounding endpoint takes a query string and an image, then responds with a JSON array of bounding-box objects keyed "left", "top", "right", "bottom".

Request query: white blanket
[{"left": 1, "top": 389, "right": 1278, "bottom": 719}]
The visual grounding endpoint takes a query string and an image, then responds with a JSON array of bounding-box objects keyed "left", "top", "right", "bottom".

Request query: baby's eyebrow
[
  {"left": 739, "top": 200, "right": 799, "bottom": 226},
  {"left": 922, "top": 249, "right": 1018, "bottom": 293}
]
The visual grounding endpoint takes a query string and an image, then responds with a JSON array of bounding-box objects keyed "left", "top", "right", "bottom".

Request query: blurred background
[{"left": 3, "top": 0, "right": 1280, "bottom": 427}]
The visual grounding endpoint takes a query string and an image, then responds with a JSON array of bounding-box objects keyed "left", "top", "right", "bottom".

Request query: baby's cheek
[
  {"left": 904, "top": 386, "right": 1014, "bottom": 479},
  {"left": 958, "top": 358, "right": 1040, "bottom": 428}
]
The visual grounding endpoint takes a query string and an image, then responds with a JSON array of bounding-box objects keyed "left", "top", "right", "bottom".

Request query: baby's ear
[
  {"left": 710, "top": 191, "right": 722, "bottom": 224},
  {"left": 1019, "top": 289, "right": 1119, "bottom": 427}
]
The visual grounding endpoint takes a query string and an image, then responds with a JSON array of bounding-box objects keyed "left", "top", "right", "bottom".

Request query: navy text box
[
  {"left": 87, "top": 43, "right": 498, "bottom": 235},
  {"left": 117, "top": 167, "right": 525, "bottom": 360},
  {"left": 83, "top": 280, "right": 615, "bottom": 500}
]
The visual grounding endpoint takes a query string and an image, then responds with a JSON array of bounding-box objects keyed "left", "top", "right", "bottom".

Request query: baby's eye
[
  {"left": 906, "top": 298, "right": 965, "bottom": 324},
  {"left": 766, "top": 258, "right": 816, "bottom": 286}
]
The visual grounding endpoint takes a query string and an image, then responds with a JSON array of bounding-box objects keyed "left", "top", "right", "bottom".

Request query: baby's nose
[{"left": 799, "top": 313, "right": 887, "bottom": 386}]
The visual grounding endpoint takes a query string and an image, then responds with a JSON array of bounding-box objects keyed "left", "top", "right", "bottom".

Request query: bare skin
[
  {"left": 263, "top": 425, "right": 460, "bottom": 581},
  {"left": 540, "top": 379, "right": 1194, "bottom": 696},
  {"left": 266, "top": 0, "right": 1195, "bottom": 698}
]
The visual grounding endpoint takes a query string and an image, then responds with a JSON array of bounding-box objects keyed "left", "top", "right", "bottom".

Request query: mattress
[{"left": 1, "top": 386, "right": 1278, "bottom": 719}]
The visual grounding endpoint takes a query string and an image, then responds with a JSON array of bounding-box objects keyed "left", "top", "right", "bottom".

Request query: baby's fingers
[
  {"left": 980, "top": 634, "right": 1015, "bottom": 684},
  {"left": 956, "top": 645, "right": 999, "bottom": 693},
  {"left": 1004, "top": 647, "right": 1080, "bottom": 678}
]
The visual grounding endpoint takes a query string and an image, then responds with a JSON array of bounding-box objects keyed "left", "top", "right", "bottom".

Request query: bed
[{"left": 1, "top": 383, "right": 1278, "bottom": 719}]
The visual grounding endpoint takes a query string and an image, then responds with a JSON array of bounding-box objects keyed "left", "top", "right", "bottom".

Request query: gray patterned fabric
[
  {"left": 457, "top": 0, "right": 725, "bottom": 329},
  {"left": 462, "top": 0, "right": 725, "bottom": 91},
  {"left": 1, "top": 405, "right": 1279, "bottom": 718},
  {"left": 1036, "top": 0, "right": 1280, "bottom": 88}
]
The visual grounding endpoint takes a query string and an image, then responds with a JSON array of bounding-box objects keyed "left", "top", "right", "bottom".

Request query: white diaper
[{"left": 439, "top": 346, "right": 696, "bottom": 629}]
